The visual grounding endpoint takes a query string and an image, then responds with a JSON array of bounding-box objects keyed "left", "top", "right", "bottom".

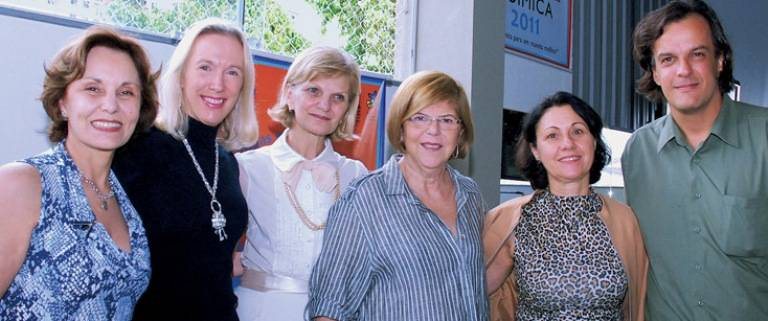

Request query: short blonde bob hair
[
  {"left": 268, "top": 46, "right": 361, "bottom": 141},
  {"left": 155, "top": 18, "right": 258, "bottom": 151},
  {"left": 386, "top": 70, "right": 474, "bottom": 159}
]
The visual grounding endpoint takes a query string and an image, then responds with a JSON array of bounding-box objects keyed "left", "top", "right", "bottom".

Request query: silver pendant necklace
[
  {"left": 182, "top": 137, "right": 227, "bottom": 241},
  {"left": 80, "top": 173, "right": 115, "bottom": 211}
]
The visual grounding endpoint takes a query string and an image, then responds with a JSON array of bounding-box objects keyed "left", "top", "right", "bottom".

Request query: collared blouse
[
  {"left": 306, "top": 154, "right": 490, "bottom": 321},
  {"left": 235, "top": 129, "right": 368, "bottom": 283}
]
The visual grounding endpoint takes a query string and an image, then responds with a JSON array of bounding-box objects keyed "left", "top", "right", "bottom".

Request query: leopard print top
[{"left": 513, "top": 189, "right": 628, "bottom": 321}]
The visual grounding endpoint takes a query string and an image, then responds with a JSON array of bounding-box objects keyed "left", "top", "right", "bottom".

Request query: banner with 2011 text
[{"left": 505, "top": 0, "right": 572, "bottom": 68}]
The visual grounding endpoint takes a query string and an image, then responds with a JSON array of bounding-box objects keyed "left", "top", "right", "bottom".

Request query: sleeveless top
[
  {"left": 514, "top": 189, "right": 628, "bottom": 321},
  {"left": 0, "top": 142, "right": 150, "bottom": 321}
]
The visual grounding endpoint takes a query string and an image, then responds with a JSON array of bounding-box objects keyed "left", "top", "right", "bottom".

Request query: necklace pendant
[
  {"left": 99, "top": 200, "right": 108, "bottom": 211},
  {"left": 210, "top": 199, "right": 227, "bottom": 241}
]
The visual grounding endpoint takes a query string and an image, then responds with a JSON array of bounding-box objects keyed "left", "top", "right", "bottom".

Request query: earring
[
  {"left": 453, "top": 146, "right": 460, "bottom": 159},
  {"left": 61, "top": 110, "right": 68, "bottom": 120}
]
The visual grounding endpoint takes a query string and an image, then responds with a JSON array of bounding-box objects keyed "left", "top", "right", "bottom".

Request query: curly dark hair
[
  {"left": 41, "top": 25, "right": 159, "bottom": 142},
  {"left": 515, "top": 91, "right": 611, "bottom": 190},
  {"left": 632, "top": 0, "right": 734, "bottom": 102}
]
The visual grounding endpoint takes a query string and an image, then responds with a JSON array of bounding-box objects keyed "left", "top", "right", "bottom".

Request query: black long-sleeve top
[{"left": 113, "top": 118, "right": 247, "bottom": 321}]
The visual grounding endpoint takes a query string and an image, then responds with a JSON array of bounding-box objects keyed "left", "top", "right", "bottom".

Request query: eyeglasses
[{"left": 406, "top": 113, "right": 462, "bottom": 130}]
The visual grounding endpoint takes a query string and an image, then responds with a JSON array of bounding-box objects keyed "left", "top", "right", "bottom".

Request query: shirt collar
[
  {"left": 270, "top": 129, "right": 339, "bottom": 172},
  {"left": 656, "top": 95, "right": 740, "bottom": 153},
  {"left": 709, "top": 96, "right": 740, "bottom": 148},
  {"left": 656, "top": 116, "right": 685, "bottom": 153},
  {"left": 382, "top": 154, "right": 469, "bottom": 209},
  {"left": 382, "top": 154, "right": 408, "bottom": 196}
]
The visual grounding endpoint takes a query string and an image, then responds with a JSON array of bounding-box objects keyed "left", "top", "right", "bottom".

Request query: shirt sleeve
[
  {"left": 306, "top": 190, "right": 372, "bottom": 321},
  {"left": 620, "top": 135, "right": 634, "bottom": 207}
]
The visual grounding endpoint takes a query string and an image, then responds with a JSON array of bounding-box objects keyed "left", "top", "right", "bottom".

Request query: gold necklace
[{"left": 282, "top": 172, "right": 340, "bottom": 231}]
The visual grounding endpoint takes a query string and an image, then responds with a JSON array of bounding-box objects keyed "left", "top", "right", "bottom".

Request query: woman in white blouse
[{"left": 233, "top": 46, "right": 368, "bottom": 321}]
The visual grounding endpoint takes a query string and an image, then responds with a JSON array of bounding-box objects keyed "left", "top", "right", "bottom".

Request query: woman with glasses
[{"left": 306, "top": 70, "right": 489, "bottom": 321}]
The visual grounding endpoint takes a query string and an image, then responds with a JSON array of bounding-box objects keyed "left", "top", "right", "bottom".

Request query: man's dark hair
[{"left": 632, "top": 0, "right": 734, "bottom": 102}]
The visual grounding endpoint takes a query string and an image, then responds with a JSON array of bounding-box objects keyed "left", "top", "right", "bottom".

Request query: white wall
[
  {"left": 0, "top": 12, "right": 175, "bottom": 164},
  {"left": 396, "top": 0, "right": 505, "bottom": 206}
]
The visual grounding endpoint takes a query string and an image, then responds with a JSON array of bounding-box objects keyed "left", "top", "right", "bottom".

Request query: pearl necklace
[
  {"left": 182, "top": 137, "right": 227, "bottom": 241},
  {"left": 282, "top": 172, "right": 340, "bottom": 231},
  {"left": 80, "top": 174, "right": 115, "bottom": 211}
]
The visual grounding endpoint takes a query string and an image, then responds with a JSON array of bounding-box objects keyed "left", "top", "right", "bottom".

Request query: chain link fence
[{"left": 0, "top": 0, "right": 395, "bottom": 74}]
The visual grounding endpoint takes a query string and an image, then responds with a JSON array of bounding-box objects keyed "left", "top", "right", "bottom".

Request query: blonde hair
[
  {"left": 386, "top": 70, "right": 474, "bottom": 158},
  {"left": 155, "top": 18, "right": 258, "bottom": 151},
  {"left": 268, "top": 46, "right": 361, "bottom": 141}
]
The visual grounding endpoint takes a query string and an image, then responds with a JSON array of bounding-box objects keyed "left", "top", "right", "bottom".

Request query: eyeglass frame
[{"left": 405, "top": 112, "right": 463, "bottom": 130}]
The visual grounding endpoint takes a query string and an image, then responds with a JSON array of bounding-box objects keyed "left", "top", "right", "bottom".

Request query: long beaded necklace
[
  {"left": 281, "top": 172, "right": 340, "bottom": 231},
  {"left": 80, "top": 174, "right": 115, "bottom": 211},
  {"left": 182, "top": 137, "right": 227, "bottom": 241}
]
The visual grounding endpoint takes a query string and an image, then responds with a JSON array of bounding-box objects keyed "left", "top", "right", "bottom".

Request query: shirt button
[
  {"left": 695, "top": 193, "right": 702, "bottom": 199},
  {"left": 693, "top": 157, "right": 701, "bottom": 164},
  {"left": 695, "top": 264, "right": 702, "bottom": 271},
  {"left": 693, "top": 226, "right": 702, "bottom": 233},
  {"left": 697, "top": 300, "right": 704, "bottom": 306}
]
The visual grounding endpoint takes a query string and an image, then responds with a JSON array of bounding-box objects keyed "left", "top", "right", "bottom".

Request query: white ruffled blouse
[{"left": 235, "top": 130, "right": 368, "bottom": 284}]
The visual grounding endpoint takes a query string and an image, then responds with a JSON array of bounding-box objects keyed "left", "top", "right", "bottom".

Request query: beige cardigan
[{"left": 483, "top": 192, "right": 648, "bottom": 321}]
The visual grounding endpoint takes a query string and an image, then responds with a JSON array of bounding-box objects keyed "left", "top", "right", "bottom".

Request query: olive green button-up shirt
[{"left": 621, "top": 97, "right": 768, "bottom": 321}]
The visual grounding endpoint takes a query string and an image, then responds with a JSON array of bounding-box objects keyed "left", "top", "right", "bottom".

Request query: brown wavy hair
[{"left": 41, "top": 25, "right": 159, "bottom": 142}]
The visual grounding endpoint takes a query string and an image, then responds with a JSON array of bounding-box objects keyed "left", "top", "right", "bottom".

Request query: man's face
[{"left": 652, "top": 14, "right": 723, "bottom": 115}]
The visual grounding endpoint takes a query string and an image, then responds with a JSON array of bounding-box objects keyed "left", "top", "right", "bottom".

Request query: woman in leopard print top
[{"left": 484, "top": 92, "right": 648, "bottom": 321}]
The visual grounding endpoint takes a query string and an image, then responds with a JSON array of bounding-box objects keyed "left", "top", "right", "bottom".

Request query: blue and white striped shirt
[{"left": 307, "top": 155, "right": 489, "bottom": 321}]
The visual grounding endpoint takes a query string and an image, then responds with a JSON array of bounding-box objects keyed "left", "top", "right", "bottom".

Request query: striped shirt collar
[{"left": 381, "top": 154, "right": 470, "bottom": 211}]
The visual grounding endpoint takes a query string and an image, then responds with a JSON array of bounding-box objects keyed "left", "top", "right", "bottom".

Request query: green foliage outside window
[
  {"left": 106, "top": 0, "right": 239, "bottom": 37},
  {"left": 103, "top": 0, "right": 394, "bottom": 74},
  {"left": 306, "top": 0, "right": 395, "bottom": 74},
  {"left": 244, "top": 0, "right": 310, "bottom": 57}
]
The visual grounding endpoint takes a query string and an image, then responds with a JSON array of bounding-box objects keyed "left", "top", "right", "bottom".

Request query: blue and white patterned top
[
  {"left": 0, "top": 142, "right": 150, "bottom": 321},
  {"left": 306, "top": 154, "right": 489, "bottom": 321}
]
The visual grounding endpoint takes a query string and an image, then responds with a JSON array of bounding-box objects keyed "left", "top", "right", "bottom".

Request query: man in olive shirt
[{"left": 622, "top": 1, "right": 768, "bottom": 320}]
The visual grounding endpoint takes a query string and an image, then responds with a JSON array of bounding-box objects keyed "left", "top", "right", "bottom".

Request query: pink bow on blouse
[{"left": 281, "top": 160, "right": 338, "bottom": 194}]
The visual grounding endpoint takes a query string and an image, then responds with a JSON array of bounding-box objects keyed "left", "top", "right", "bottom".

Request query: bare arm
[
  {"left": 485, "top": 241, "right": 514, "bottom": 294},
  {"left": 0, "top": 163, "right": 42, "bottom": 296},
  {"left": 313, "top": 318, "right": 336, "bottom": 321}
]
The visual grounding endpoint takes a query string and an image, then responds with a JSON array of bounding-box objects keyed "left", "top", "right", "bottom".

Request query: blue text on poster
[{"left": 505, "top": 0, "right": 571, "bottom": 68}]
